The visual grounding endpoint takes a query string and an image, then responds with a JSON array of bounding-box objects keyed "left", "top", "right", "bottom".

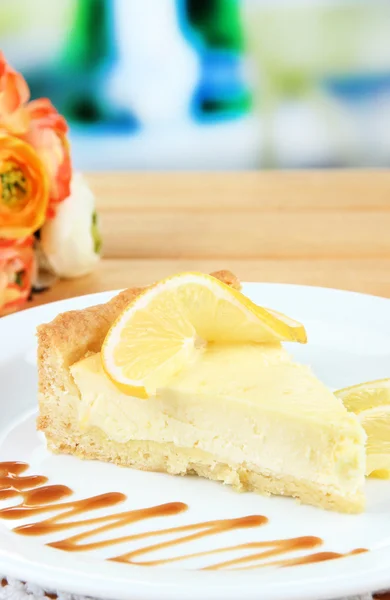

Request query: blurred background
[{"left": 1, "top": 0, "right": 390, "bottom": 170}]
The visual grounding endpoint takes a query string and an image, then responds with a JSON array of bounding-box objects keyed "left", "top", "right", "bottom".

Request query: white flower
[{"left": 41, "top": 173, "right": 101, "bottom": 278}]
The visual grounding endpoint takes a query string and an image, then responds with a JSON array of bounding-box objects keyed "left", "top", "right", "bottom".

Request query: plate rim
[{"left": 1, "top": 537, "right": 390, "bottom": 600}]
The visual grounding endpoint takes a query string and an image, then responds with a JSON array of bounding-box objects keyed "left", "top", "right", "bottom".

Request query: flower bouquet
[{"left": 0, "top": 53, "right": 101, "bottom": 316}]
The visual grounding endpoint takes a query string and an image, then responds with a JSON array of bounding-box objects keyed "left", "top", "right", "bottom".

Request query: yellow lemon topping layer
[
  {"left": 102, "top": 272, "right": 307, "bottom": 398},
  {"left": 336, "top": 379, "right": 390, "bottom": 478}
]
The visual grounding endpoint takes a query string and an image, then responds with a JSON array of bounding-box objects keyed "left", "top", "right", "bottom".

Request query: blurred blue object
[
  {"left": 181, "top": 0, "right": 252, "bottom": 121},
  {"left": 325, "top": 74, "right": 390, "bottom": 102},
  {"left": 192, "top": 49, "right": 252, "bottom": 122}
]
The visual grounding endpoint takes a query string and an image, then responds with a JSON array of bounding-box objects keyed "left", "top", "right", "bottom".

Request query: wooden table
[{"left": 31, "top": 171, "right": 390, "bottom": 307}]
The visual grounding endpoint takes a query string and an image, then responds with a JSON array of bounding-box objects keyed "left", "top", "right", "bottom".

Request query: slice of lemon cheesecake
[{"left": 37, "top": 270, "right": 366, "bottom": 513}]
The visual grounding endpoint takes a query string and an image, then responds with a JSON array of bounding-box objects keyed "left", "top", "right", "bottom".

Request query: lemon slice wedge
[
  {"left": 336, "top": 379, "right": 390, "bottom": 478},
  {"left": 102, "top": 272, "right": 307, "bottom": 398}
]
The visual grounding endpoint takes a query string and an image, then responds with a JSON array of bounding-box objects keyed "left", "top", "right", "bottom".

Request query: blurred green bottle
[
  {"left": 59, "top": 0, "right": 114, "bottom": 123},
  {"left": 56, "top": 0, "right": 138, "bottom": 130},
  {"left": 185, "top": 0, "right": 252, "bottom": 119},
  {"left": 63, "top": 0, "right": 112, "bottom": 70}
]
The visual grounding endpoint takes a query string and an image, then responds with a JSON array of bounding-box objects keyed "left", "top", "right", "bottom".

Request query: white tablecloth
[{"left": 0, "top": 576, "right": 379, "bottom": 600}]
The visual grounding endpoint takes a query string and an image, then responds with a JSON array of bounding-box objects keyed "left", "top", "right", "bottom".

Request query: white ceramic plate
[{"left": 1, "top": 283, "right": 390, "bottom": 600}]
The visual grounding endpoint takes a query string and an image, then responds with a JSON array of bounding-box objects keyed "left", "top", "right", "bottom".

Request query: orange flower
[
  {"left": 0, "top": 54, "right": 71, "bottom": 216},
  {"left": 0, "top": 135, "right": 49, "bottom": 238},
  {"left": 0, "top": 52, "right": 30, "bottom": 135},
  {"left": 25, "top": 99, "right": 71, "bottom": 217},
  {"left": 0, "top": 236, "right": 35, "bottom": 316}
]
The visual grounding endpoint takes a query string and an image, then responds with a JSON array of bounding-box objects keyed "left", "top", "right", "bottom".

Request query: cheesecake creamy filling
[{"left": 70, "top": 343, "right": 366, "bottom": 496}]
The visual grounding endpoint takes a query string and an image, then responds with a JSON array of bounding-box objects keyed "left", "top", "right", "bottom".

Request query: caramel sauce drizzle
[{"left": 0, "top": 462, "right": 367, "bottom": 570}]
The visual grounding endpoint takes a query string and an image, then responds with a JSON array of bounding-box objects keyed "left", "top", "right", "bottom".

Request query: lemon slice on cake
[
  {"left": 336, "top": 379, "right": 390, "bottom": 478},
  {"left": 102, "top": 272, "right": 306, "bottom": 398}
]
